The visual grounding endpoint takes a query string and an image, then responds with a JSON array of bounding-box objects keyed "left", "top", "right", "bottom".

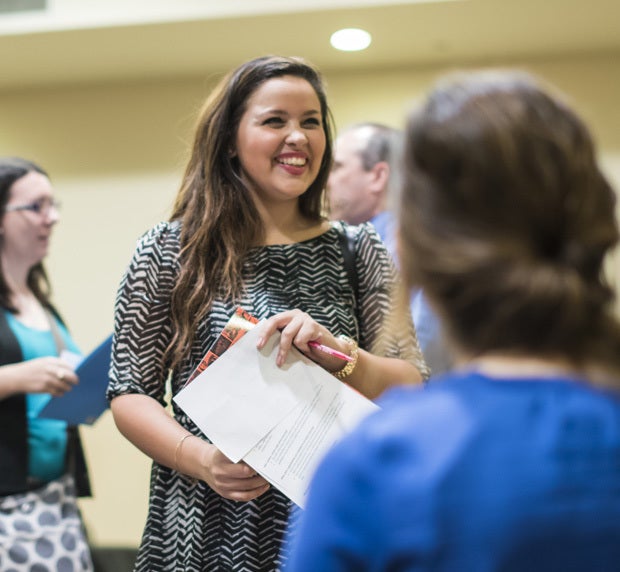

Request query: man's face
[{"left": 327, "top": 130, "right": 377, "bottom": 225}]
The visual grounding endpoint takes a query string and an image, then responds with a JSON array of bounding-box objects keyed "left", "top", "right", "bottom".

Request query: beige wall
[{"left": 1, "top": 51, "right": 619, "bottom": 546}]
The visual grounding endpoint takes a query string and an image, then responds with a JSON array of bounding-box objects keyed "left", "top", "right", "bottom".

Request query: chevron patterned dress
[{"left": 108, "top": 220, "right": 427, "bottom": 571}]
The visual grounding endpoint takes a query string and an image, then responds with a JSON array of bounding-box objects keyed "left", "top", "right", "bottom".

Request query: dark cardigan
[{"left": 0, "top": 309, "right": 91, "bottom": 497}]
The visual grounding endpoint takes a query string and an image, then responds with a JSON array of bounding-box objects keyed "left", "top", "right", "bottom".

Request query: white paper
[
  {"left": 173, "top": 325, "right": 317, "bottom": 462},
  {"left": 60, "top": 349, "right": 82, "bottom": 369},
  {"left": 244, "top": 375, "right": 378, "bottom": 507},
  {"left": 174, "top": 322, "right": 379, "bottom": 507}
]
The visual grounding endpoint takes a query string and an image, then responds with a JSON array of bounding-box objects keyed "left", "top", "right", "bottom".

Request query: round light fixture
[{"left": 330, "top": 28, "right": 372, "bottom": 52}]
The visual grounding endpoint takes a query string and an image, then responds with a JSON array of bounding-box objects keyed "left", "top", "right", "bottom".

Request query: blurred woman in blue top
[
  {"left": 0, "top": 157, "right": 93, "bottom": 571},
  {"left": 286, "top": 71, "right": 620, "bottom": 571}
]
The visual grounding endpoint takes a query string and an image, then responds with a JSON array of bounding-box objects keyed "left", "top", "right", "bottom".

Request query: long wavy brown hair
[
  {"left": 0, "top": 157, "right": 53, "bottom": 312},
  {"left": 166, "top": 56, "right": 334, "bottom": 371},
  {"left": 400, "top": 71, "right": 620, "bottom": 383}
]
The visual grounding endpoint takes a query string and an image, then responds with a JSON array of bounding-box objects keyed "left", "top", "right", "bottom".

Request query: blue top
[
  {"left": 370, "top": 211, "right": 452, "bottom": 375},
  {"left": 369, "top": 211, "right": 398, "bottom": 262},
  {"left": 6, "top": 311, "right": 81, "bottom": 482},
  {"left": 285, "top": 370, "right": 620, "bottom": 572}
]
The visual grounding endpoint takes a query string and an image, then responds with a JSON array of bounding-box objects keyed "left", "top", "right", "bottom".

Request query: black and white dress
[{"left": 108, "top": 220, "right": 427, "bottom": 572}]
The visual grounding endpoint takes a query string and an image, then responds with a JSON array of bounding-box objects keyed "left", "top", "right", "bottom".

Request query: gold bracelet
[
  {"left": 174, "top": 433, "right": 194, "bottom": 473},
  {"left": 333, "top": 335, "right": 359, "bottom": 380}
]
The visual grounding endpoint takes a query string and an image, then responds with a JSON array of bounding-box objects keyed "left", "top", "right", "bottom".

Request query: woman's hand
[
  {"left": 256, "top": 309, "right": 352, "bottom": 373},
  {"left": 0, "top": 357, "right": 77, "bottom": 399},
  {"left": 196, "top": 443, "right": 270, "bottom": 502},
  {"left": 111, "top": 394, "right": 270, "bottom": 502},
  {"left": 255, "top": 309, "right": 423, "bottom": 400}
]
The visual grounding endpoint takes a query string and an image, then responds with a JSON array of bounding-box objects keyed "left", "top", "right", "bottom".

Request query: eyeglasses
[{"left": 4, "top": 198, "right": 62, "bottom": 216}]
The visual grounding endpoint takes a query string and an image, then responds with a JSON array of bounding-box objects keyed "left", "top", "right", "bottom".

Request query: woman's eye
[
  {"left": 264, "top": 117, "right": 284, "bottom": 126},
  {"left": 303, "top": 118, "right": 321, "bottom": 128}
]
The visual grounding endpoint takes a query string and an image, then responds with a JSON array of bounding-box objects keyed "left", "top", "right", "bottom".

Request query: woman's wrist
[
  {"left": 173, "top": 432, "right": 206, "bottom": 484},
  {"left": 333, "top": 335, "right": 359, "bottom": 380},
  {"left": 174, "top": 433, "right": 195, "bottom": 473},
  {"left": 0, "top": 363, "right": 22, "bottom": 399}
]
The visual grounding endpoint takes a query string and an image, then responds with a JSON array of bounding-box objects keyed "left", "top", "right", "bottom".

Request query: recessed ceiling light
[{"left": 330, "top": 28, "right": 372, "bottom": 52}]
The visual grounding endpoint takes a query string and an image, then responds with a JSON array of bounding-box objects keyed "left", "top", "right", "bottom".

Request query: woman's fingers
[
  {"left": 209, "top": 456, "right": 271, "bottom": 500},
  {"left": 256, "top": 310, "right": 300, "bottom": 348},
  {"left": 258, "top": 310, "right": 327, "bottom": 366},
  {"left": 45, "top": 359, "right": 78, "bottom": 395},
  {"left": 223, "top": 481, "right": 271, "bottom": 503}
]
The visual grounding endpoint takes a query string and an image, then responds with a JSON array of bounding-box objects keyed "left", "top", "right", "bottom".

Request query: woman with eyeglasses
[{"left": 0, "top": 157, "right": 94, "bottom": 571}]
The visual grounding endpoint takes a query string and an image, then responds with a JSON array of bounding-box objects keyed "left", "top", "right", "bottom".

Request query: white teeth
[{"left": 278, "top": 157, "right": 306, "bottom": 166}]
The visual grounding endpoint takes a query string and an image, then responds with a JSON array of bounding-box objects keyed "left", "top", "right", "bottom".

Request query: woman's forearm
[{"left": 344, "top": 350, "right": 422, "bottom": 400}]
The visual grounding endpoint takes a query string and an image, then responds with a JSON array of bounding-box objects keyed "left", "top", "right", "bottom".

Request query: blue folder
[{"left": 38, "top": 334, "right": 113, "bottom": 425}]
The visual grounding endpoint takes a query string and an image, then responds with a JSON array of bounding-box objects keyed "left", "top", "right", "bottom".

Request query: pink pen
[{"left": 308, "top": 340, "right": 353, "bottom": 362}]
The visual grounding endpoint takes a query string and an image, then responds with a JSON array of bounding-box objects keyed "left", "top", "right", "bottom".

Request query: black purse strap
[
  {"left": 336, "top": 223, "right": 359, "bottom": 318},
  {"left": 337, "top": 223, "right": 358, "bottom": 300}
]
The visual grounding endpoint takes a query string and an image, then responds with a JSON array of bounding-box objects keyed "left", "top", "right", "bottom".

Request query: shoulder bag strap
[
  {"left": 336, "top": 223, "right": 359, "bottom": 311},
  {"left": 44, "top": 308, "right": 67, "bottom": 356}
]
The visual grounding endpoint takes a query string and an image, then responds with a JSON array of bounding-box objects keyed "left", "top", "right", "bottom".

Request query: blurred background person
[
  {"left": 0, "top": 157, "right": 93, "bottom": 571},
  {"left": 286, "top": 71, "right": 620, "bottom": 571},
  {"left": 328, "top": 122, "right": 453, "bottom": 375}
]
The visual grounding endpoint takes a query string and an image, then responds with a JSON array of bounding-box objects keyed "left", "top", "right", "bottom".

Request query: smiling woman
[
  {"left": 233, "top": 75, "right": 326, "bottom": 217},
  {"left": 107, "top": 55, "right": 428, "bottom": 572}
]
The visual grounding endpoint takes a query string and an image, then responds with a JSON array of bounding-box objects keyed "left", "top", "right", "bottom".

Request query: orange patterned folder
[{"left": 184, "top": 307, "right": 259, "bottom": 386}]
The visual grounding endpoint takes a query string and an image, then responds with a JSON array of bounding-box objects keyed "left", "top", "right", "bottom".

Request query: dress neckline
[{"left": 251, "top": 224, "right": 341, "bottom": 250}]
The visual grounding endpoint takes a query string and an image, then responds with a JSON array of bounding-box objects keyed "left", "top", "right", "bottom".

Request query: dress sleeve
[
  {"left": 353, "top": 223, "right": 430, "bottom": 379},
  {"left": 107, "top": 221, "right": 181, "bottom": 406}
]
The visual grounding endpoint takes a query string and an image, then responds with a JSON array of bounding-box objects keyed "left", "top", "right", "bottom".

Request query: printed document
[{"left": 173, "top": 324, "right": 378, "bottom": 507}]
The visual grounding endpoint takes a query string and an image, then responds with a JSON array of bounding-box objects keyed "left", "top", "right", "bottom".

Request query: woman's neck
[
  {"left": 462, "top": 354, "right": 578, "bottom": 379},
  {"left": 7, "top": 288, "right": 49, "bottom": 329},
  {"left": 2, "top": 256, "right": 31, "bottom": 297},
  {"left": 1, "top": 255, "right": 48, "bottom": 327},
  {"left": 462, "top": 354, "right": 620, "bottom": 387},
  {"left": 256, "top": 202, "right": 328, "bottom": 246},
  {"left": 262, "top": 220, "right": 330, "bottom": 246}
]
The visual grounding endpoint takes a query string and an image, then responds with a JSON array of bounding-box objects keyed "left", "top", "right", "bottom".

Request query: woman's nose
[
  {"left": 45, "top": 208, "right": 60, "bottom": 225},
  {"left": 285, "top": 126, "right": 308, "bottom": 145}
]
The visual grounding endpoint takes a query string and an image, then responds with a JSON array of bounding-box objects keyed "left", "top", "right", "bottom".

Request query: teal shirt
[{"left": 5, "top": 311, "right": 81, "bottom": 482}]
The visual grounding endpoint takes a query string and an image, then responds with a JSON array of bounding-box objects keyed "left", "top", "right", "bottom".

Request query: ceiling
[{"left": 1, "top": 0, "right": 619, "bottom": 91}]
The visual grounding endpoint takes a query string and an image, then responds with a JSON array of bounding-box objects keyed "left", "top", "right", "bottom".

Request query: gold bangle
[
  {"left": 333, "top": 335, "right": 359, "bottom": 380},
  {"left": 174, "top": 433, "right": 194, "bottom": 473}
]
